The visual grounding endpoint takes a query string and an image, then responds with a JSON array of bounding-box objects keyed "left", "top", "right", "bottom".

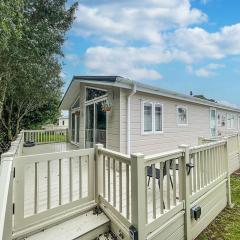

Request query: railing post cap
[
  {"left": 95, "top": 143, "right": 104, "bottom": 149},
  {"left": 131, "top": 152, "right": 144, "bottom": 158},
  {"left": 179, "top": 144, "right": 190, "bottom": 149}
]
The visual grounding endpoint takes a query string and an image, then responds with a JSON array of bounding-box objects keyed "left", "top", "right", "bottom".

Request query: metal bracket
[{"left": 186, "top": 163, "right": 194, "bottom": 175}]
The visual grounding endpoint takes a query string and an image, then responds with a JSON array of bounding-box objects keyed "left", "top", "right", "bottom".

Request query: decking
[
  {"left": 1, "top": 129, "right": 240, "bottom": 240},
  {"left": 22, "top": 143, "right": 181, "bottom": 222}
]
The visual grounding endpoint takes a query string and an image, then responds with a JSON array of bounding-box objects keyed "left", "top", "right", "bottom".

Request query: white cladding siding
[{"left": 120, "top": 90, "right": 211, "bottom": 155}]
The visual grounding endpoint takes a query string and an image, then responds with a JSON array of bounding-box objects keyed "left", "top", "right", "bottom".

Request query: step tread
[{"left": 24, "top": 211, "right": 109, "bottom": 240}]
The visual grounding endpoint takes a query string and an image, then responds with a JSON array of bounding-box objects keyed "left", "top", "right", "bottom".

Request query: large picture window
[
  {"left": 142, "top": 101, "right": 163, "bottom": 134},
  {"left": 177, "top": 106, "right": 188, "bottom": 126}
]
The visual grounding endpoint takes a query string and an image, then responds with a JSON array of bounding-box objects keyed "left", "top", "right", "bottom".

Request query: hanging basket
[
  {"left": 101, "top": 100, "right": 112, "bottom": 112},
  {"left": 75, "top": 110, "right": 80, "bottom": 116}
]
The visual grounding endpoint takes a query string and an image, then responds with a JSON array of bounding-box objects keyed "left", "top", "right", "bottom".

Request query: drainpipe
[{"left": 127, "top": 84, "right": 137, "bottom": 155}]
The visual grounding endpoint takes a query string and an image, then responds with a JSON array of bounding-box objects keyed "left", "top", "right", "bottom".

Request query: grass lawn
[{"left": 197, "top": 172, "right": 240, "bottom": 240}]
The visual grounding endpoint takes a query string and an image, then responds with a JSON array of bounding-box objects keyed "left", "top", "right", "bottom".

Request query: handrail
[
  {"left": 190, "top": 140, "right": 226, "bottom": 154},
  {"left": 144, "top": 149, "right": 184, "bottom": 165},
  {"left": 0, "top": 132, "right": 24, "bottom": 240},
  {"left": 98, "top": 147, "right": 131, "bottom": 164}
]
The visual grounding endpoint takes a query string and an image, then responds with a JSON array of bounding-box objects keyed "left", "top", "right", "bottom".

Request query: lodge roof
[{"left": 60, "top": 75, "right": 240, "bottom": 113}]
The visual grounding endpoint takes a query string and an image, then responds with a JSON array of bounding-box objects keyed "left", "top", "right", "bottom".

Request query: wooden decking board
[{"left": 24, "top": 211, "right": 110, "bottom": 240}]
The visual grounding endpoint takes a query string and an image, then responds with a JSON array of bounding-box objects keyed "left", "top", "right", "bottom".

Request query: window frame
[
  {"left": 141, "top": 101, "right": 164, "bottom": 135},
  {"left": 154, "top": 103, "right": 164, "bottom": 134},
  {"left": 176, "top": 105, "right": 188, "bottom": 126},
  {"left": 227, "top": 113, "right": 237, "bottom": 129},
  {"left": 85, "top": 86, "right": 108, "bottom": 104}
]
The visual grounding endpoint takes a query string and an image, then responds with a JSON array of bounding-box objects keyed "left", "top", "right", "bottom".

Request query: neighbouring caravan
[{"left": 60, "top": 76, "right": 240, "bottom": 155}]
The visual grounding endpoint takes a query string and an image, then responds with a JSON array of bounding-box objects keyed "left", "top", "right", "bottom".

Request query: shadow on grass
[{"left": 197, "top": 173, "right": 240, "bottom": 240}]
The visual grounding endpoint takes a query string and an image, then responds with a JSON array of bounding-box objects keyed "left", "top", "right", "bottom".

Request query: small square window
[{"left": 177, "top": 106, "right": 188, "bottom": 125}]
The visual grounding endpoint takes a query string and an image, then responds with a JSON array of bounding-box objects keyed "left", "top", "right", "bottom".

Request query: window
[
  {"left": 142, "top": 102, "right": 163, "bottom": 134},
  {"left": 155, "top": 104, "right": 163, "bottom": 132},
  {"left": 86, "top": 88, "right": 107, "bottom": 102},
  {"left": 227, "top": 113, "right": 236, "bottom": 129},
  {"left": 177, "top": 106, "right": 188, "bottom": 125},
  {"left": 144, "top": 102, "right": 153, "bottom": 133},
  {"left": 62, "top": 120, "right": 64, "bottom": 126}
]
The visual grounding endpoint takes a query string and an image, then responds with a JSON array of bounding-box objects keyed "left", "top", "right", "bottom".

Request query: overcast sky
[{"left": 62, "top": 0, "right": 240, "bottom": 107}]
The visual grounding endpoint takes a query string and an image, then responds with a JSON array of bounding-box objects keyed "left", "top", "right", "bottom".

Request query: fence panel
[
  {"left": 13, "top": 148, "right": 95, "bottom": 232},
  {"left": 23, "top": 129, "right": 68, "bottom": 144},
  {"left": 143, "top": 149, "right": 185, "bottom": 236},
  {"left": 96, "top": 146, "right": 132, "bottom": 226}
]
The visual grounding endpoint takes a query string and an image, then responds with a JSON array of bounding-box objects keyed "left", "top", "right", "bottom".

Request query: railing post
[
  {"left": 223, "top": 138, "right": 233, "bottom": 208},
  {"left": 179, "top": 145, "right": 191, "bottom": 240},
  {"left": 131, "top": 153, "right": 146, "bottom": 240},
  {"left": 0, "top": 154, "right": 14, "bottom": 240},
  {"left": 95, "top": 144, "right": 104, "bottom": 203}
]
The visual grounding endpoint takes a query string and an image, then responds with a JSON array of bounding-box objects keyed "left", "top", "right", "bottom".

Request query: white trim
[
  {"left": 71, "top": 96, "right": 80, "bottom": 110},
  {"left": 84, "top": 99, "right": 108, "bottom": 148},
  {"left": 141, "top": 101, "right": 154, "bottom": 135},
  {"left": 127, "top": 85, "right": 137, "bottom": 155},
  {"left": 141, "top": 100, "right": 164, "bottom": 135},
  {"left": 227, "top": 113, "right": 237, "bottom": 130},
  {"left": 176, "top": 105, "right": 188, "bottom": 126}
]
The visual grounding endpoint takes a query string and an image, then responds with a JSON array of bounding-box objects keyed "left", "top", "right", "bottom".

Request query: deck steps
[{"left": 23, "top": 210, "right": 110, "bottom": 240}]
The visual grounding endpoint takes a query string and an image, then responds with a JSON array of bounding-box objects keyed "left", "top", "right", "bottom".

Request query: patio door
[
  {"left": 210, "top": 108, "right": 217, "bottom": 137},
  {"left": 85, "top": 101, "right": 106, "bottom": 148}
]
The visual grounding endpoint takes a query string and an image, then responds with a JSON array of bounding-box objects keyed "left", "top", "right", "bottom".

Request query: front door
[{"left": 85, "top": 101, "right": 106, "bottom": 148}]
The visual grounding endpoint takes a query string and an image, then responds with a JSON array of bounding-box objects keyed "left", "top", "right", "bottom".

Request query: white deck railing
[
  {"left": 23, "top": 129, "right": 68, "bottom": 144},
  {"left": 96, "top": 145, "right": 132, "bottom": 227},
  {"left": 13, "top": 148, "right": 95, "bottom": 236},
  {"left": 0, "top": 132, "right": 237, "bottom": 240},
  {"left": 0, "top": 132, "right": 24, "bottom": 240}
]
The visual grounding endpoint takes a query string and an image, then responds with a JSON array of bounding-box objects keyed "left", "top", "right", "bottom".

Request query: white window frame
[
  {"left": 141, "top": 101, "right": 163, "bottom": 135},
  {"left": 210, "top": 108, "right": 217, "bottom": 137},
  {"left": 227, "top": 113, "right": 236, "bottom": 129},
  {"left": 176, "top": 105, "right": 188, "bottom": 126},
  {"left": 154, "top": 103, "right": 164, "bottom": 134}
]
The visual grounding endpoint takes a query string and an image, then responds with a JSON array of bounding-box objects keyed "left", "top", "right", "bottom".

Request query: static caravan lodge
[{"left": 60, "top": 76, "right": 240, "bottom": 155}]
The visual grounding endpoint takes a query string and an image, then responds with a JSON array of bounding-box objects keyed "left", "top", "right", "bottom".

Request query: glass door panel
[
  {"left": 76, "top": 114, "right": 80, "bottom": 143},
  {"left": 71, "top": 113, "right": 75, "bottom": 142},
  {"left": 85, "top": 104, "right": 94, "bottom": 148},
  {"left": 95, "top": 102, "right": 106, "bottom": 147}
]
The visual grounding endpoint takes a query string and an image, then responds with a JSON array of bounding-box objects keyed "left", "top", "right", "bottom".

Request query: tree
[
  {"left": 0, "top": 0, "right": 25, "bottom": 119},
  {"left": 0, "top": 0, "right": 78, "bottom": 142}
]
